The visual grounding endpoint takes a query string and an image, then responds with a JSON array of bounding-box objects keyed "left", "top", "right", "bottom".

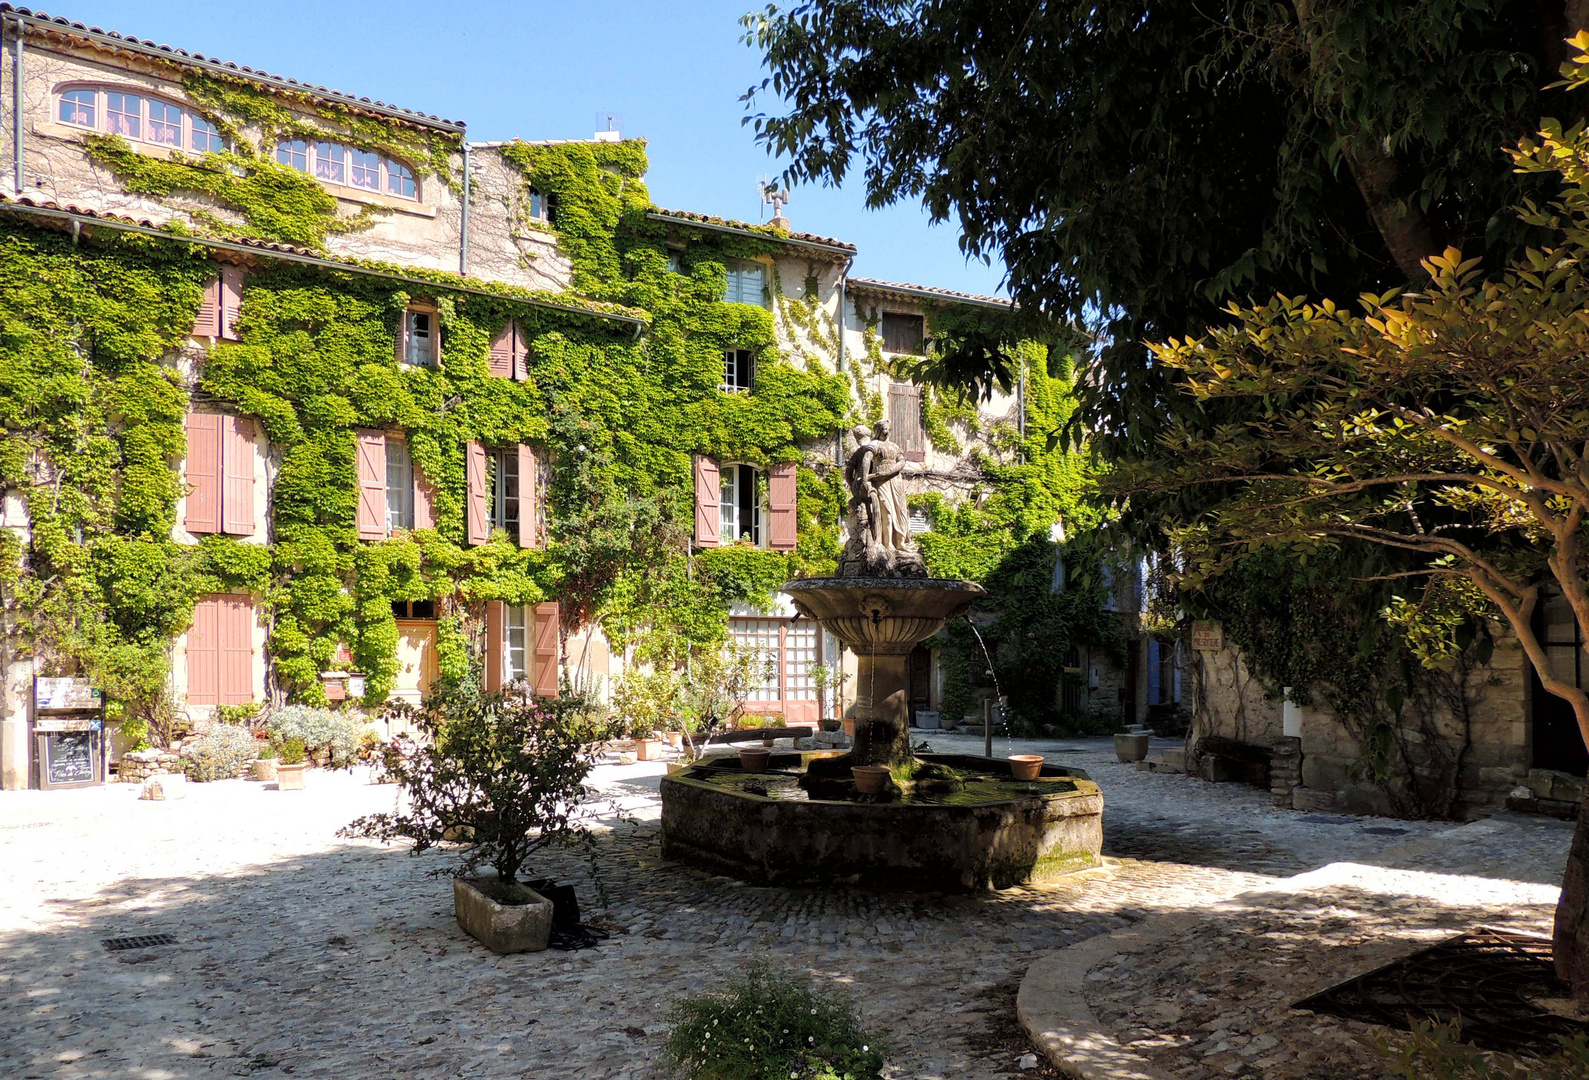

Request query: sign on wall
[
  {"left": 34, "top": 677, "right": 101, "bottom": 712},
  {"left": 1191, "top": 621, "right": 1224, "bottom": 651}
]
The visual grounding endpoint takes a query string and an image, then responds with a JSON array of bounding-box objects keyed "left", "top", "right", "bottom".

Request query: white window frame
[
  {"left": 719, "top": 463, "right": 763, "bottom": 547},
  {"left": 505, "top": 605, "right": 529, "bottom": 683},
  {"left": 721, "top": 349, "right": 754, "bottom": 394},
  {"left": 491, "top": 449, "right": 520, "bottom": 535},
  {"left": 724, "top": 260, "right": 768, "bottom": 306},
  {"left": 56, "top": 84, "right": 230, "bottom": 155},
  {"left": 403, "top": 309, "right": 436, "bottom": 368},
  {"left": 385, "top": 439, "right": 414, "bottom": 534}
]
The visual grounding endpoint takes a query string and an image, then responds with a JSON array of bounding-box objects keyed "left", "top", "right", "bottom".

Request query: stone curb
[{"left": 1016, "top": 914, "right": 1197, "bottom": 1080}]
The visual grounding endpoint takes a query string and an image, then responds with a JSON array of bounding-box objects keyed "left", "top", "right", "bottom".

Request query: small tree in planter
[
  {"left": 676, "top": 641, "right": 765, "bottom": 759},
  {"left": 340, "top": 676, "right": 603, "bottom": 953}
]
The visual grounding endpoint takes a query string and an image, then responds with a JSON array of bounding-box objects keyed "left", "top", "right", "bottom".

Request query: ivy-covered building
[{"left": 0, "top": 6, "right": 1136, "bottom": 789}]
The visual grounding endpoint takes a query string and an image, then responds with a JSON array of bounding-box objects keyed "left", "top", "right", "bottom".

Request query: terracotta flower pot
[
  {"left": 738, "top": 747, "right": 772, "bottom": 773},
  {"left": 1008, "top": 754, "right": 1044, "bottom": 781},
  {"left": 635, "top": 738, "right": 663, "bottom": 761},
  {"left": 660, "top": 731, "right": 683, "bottom": 749},
  {"left": 275, "top": 762, "right": 307, "bottom": 790},
  {"left": 1115, "top": 733, "right": 1151, "bottom": 763},
  {"left": 851, "top": 765, "right": 890, "bottom": 794}
]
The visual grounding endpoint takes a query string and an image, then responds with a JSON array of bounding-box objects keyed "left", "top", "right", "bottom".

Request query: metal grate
[
  {"left": 102, "top": 934, "right": 176, "bottom": 952},
  {"left": 1295, "top": 928, "right": 1589, "bottom": 1055}
]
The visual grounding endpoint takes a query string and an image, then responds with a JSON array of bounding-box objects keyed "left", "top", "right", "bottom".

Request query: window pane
[
  {"left": 148, "top": 100, "right": 183, "bottom": 146},
  {"left": 720, "top": 466, "right": 737, "bottom": 542},
  {"left": 385, "top": 440, "right": 414, "bottom": 533},
  {"left": 351, "top": 150, "right": 381, "bottom": 191},
  {"left": 59, "top": 89, "right": 95, "bottom": 128},
  {"left": 105, "top": 93, "right": 142, "bottom": 139},
  {"left": 506, "top": 606, "right": 528, "bottom": 682},
  {"left": 493, "top": 450, "right": 519, "bottom": 533},
  {"left": 276, "top": 139, "right": 308, "bottom": 171},
  {"left": 730, "top": 619, "right": 781, "bottom": 703},
  {"left": 724, "top": 262, "right": 766, "bottom": 305},
  {"left": 528, "top": 189, "right": 548, "bottom": 221},
  {"left": 405, "top": 311, "right": 433, "bottom": 366},
  {"left": 386, "top": 160, "right": 416, "bottom": 199},
  {"left": 314, "top": 142, "right": 346, "bottom": 184},
  {"left": 190, "top": 116, "right": 225, "bottom": 153},
  {"left": 784, "top": 621, "right": 817, "bottom": 700}
]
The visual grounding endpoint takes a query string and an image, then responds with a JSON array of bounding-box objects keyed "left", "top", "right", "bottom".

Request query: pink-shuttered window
[
  {"left": 767, "top": 462, "right": 797, "bottom": 551},
  {"left": 693, "top": 454, "right": 720, "bottom": 548},
  {"left": 188, "top": 594, "right": 255, "bottom": 706},
  {"left": 105, "top": 92, "right": 142, "bottom": 138}
]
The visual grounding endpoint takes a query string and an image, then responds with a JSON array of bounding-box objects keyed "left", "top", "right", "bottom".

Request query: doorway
[
  {"left": 1530, "top": 589, "right": 1588, "bottom": 777},
  {"left": 907, "top": 644, "right": 932, "bottom": 725}
]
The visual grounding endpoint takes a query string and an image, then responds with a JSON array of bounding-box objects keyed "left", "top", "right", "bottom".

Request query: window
[
  {"left": 729, "top": 618, "right": 818, "bottom": 710},
  {"left": 188, "top": 594, "right": 255, "bottom": 706},
  {"left": 190, "top": 117, "right": 224, "bottom": 153},
  {"left": 908, "top": 507, "right": 932, "bottom": 535},
  {"left": 56, "top": 86, "right": 232, "bottom": 155},
  {"left": 881, "top": 312, "right": 926, "bottom": 355},
  {"left": 719, "top": 464, "right": 761, "bottom": 545},
  {"left": 184, "top": 412, "right": 256, "bottom": 537},
  {"left": 272, "top": 137, "right": 417, "bottom": 199},
  {"left": 505, "top": 605, "right": 529, "bottom": 683},
  {"left": 666, "top": 249, "right": 685, "bottom": 274},
  {"left": 148, "top": 100, "right": 183, "bottom": 146},
  {"left": 724, "top": 260, "right": 767, "bottom": 306},
  {"left": 528, "top": 189, "right": 551, "bottom": 223},
  {"left": 105, "top": 92, "right": 142, "bottom": 138},
  {"left": 402, "top": 308, "right": 436, "bottom": 367},
  {"left": 721, "top": 349, "right": 754, "bottom": 393},
  {"left": 385, "top": 440, "right": 414, "bottom": 533},
  {"left": 491, "top": 449, "right": 520, "bottom": 535},
  {"left": 888, "top": 383, "right": 926, "bottom": 462},
  {"left": 391, "top": 599, "right": 436, "bottom": 619},
  {"left": 58, "top": 88, "right": 95, "bottom": 128}
]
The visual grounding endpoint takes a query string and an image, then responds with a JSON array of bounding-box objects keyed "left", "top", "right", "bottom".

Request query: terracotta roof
[
  {"left": 847, "top": 276, "right": 1011, "bottom": 309},
  {"left": 648, "top": 207, "right": 858, "bottom": 254},
  {"left": 0, "top": 5, "right": 465, "bottom": 131}
]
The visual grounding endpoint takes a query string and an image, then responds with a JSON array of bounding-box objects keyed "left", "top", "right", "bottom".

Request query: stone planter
[
  {"left": 276, "top": 762, "right": 308, "bottom": 790},
  {"left": 453, "top": 878, "right": 554, "bottom": 954},
  {"left": 1114, "top": 733, "right": 1150, "bottom": 763},
  {"left": 253, "top": 759, "right": 278, "bottom": 783},
  {"left": 635, "top": 738, "right": 664, "bottom": 761}
]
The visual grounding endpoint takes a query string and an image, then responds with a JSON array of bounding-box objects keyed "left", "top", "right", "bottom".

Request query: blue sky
[{"left": 53, "top": 0, "right": 1007, "bottom": 296}]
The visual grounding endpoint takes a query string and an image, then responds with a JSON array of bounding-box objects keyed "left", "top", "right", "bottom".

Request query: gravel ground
[{"left": 0, "top": 735, "right": 1572, "bottom": 1079}]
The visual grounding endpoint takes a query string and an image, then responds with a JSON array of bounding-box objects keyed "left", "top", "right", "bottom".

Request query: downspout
[
  {"left": 11, "top": 16, "right": 23, "bottom": 196},
  {"left": 458, "top": 142, "right": 470, "bottom": 275},
  {"left": 836, "top": 255, "right": 854, "bottom": 466}
]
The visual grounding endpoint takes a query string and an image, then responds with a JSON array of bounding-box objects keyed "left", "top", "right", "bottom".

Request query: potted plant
[
  {"left": 275, "top": 738, "right": 308, "bottom": 790},
  {"left": 340, "top": 678, "right": 605, "bottom": 955},
  {"left": 253, "top": 741, "right": 278, "bottom": 782},
  {"left": 634, "top": 734, "right": 664, "bottom": 761}
]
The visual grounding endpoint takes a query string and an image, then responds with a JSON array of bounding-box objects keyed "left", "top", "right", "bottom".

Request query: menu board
[
  {"left": 35, "top": 677, "right": 101, "bottom": 712},
  {"left": 43, "top": 732, "right": 96, "bottom": 786}
]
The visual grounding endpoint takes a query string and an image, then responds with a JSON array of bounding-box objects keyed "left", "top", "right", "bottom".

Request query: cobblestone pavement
[{"left": 0, "top": 736, "right": 1573, "bottom": 1079}]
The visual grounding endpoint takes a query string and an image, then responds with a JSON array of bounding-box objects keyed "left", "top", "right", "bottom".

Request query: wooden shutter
[
  {"left": 187, "top": 596, "right": 220, "bottom": 705},
  {"left": 184, "top": 412, "right": 222, "bottom": 534},
  {"left": 488, "top": 321, "right": 515, "bottom": 378},
  {"left": 517, "top": 444, "right": 537, "bottom": 548},
  {"left": 222, "top": 416, "right": 256, "bottom": 536},
  {"left": 355, "top": 429, "right": 387, "bottom": 540},
  {"left": 889, "top": 383, "right": 926, "bottom": 462},
  {"left": 693, "top": 453, "right": 720, "bottom": 548},
  {"left": 219, "top": 266, "right": 245, "bottom": 341},
  {"left": 192, "top": 277, "right": 222, "bottom": 338},
  {"left": 466, "top": 441, "right": 489, "bottom": 545},
  {"left": 414, "top": 464, "right": 436, "bottom": 530},
  {"left": 533, "top": 601, "right": 560, "bottom": 698},
  {"left": 484, "top": 600, "right": 505, "bottom": 692},
  {"left": 513, "top": 323, "right": 531, "bottom": 382},
  {"left": 767, "top": 462, "right": 798, "bottom": 551},
  {"left": 220, "top": 596, "right": 254, "bottom": 704},
  {"left": 394, "top": 309, "right": 409, "bottom": 365}
]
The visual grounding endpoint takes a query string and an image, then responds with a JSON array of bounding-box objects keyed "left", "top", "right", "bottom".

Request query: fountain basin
[
  {"left": 659, "top": 753, "right": 1103, "bottom": 891},
  {"left": 783, "top": 578, "right": 986, "bottom": 654}
]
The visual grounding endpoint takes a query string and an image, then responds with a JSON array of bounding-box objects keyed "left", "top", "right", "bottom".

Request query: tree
[
  {"left": 1111, "top": 57, "right": 1589, "bottom": 987},
  {"left": 744, "top": 1, "right": 1580, "bottom": 452}
]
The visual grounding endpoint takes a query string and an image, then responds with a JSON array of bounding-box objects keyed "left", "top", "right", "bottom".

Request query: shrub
[
  {"left": 183, "top": 723, "right": 259, "bottom": 782},
  {"left": 1379, "top": 1020, "right": 1589, "bottom": 1079},
  {"left": 339, "top": 679, "right": 605, "bottom": 883},
  {"left": 265, "top": 705, "right": 363, "bottom": 768},
  {"left": 258, "top": 741, "right": 277, "bottom": 760},
  {"left": 661, "top": 958, "right": 886, "bottom": 1080},
  {"left": 277, "top": 738, "right": 307, "bottom": 765},
  {"left": 214, "top": 702, "right": 264, "bottom": 728}
]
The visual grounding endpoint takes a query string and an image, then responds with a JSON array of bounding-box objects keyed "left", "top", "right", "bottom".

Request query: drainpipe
[
  {"left": 11, "top": 16, "right": 23, "bottom": 196},
  {"left": 835, "top": 255, "right": 854, "bottom": 466},
  {"left": 458, "top": 142, "right": 470, "bottom": 275}
]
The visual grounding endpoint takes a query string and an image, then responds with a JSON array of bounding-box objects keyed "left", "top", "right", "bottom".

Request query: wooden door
[{"left": 393, "top": 620, "right": 438, "bottom": 703}]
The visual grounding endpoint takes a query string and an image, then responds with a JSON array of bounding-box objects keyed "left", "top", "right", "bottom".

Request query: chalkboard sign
[{"left": 43, "top": 732, "right": 95, "bottom": 786}]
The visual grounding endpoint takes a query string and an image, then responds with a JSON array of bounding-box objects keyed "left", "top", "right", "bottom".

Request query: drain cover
[
  {"left": 102, "top": 934, "right": 176, "bottom": 952},
  {"left": 1295, "top": 928, "right": 1588, "bottom": 1054}
]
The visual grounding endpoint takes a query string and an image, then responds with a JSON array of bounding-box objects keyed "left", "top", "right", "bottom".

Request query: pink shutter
[
  {"left": 693, "top": 453, "right": 719, "bottom": 548},
  {"left": 185, "top": 412, "right": 222, "bottom": 534},
  {"left": 518, "top": 444, "right": 537, "bottom": 548},
  {"left": 768, "top": 462, "right": 798, "bottom": 551},
  {"left": 533, "top": 602, "right": 560, "bottom": 698},
  {"left": 484, "top": 601, "right": 505, "bottom": 692},
  {"left": 356, "top": 429, "right": 387, "bottom": 540},
  {"left": 192, "top": 276, "right": 221, "bottom": 338},
  {"left": 488, "top": 322, "right": 514, "bottom": 378},
  {"left": 222, "top": 416, "right": 256, "bottom": 536},
  {"left": 219, "top": 266, "right": 245, "bottom": 341},
  {"left": 513, "top": 323, "right": 531, "bottom": 382},
  {"left": 187, "top": 597, "right": 219, "bottom": 705},
  {"left": 220, "top": 596, "right": 254, "bottom": 704},
  {"left": 414, "top": 464, "right": 436, "bottom": 530},
  {"left": 889, "top": 383, "right": 926, "bottom": 462},
  {"left": 466, "top": 441, "right": 489, "bottom": 545}
]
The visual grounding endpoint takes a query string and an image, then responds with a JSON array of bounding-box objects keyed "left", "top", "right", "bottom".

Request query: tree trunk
[
  {"left": 1340, "top": 139, "right": 1444, "bottom": 281},
  {"left": 1557, "top": 790, "right": 1589, "bottom": 995}
]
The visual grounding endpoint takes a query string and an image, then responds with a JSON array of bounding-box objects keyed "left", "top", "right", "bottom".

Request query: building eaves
[
  {"left": 647, "top": 207, "right": 857, "bottom": 256},
  {"left": 0, "top": 5, "right": 465, "bottom": 133},
  {"left": 847, "top": 276, "right": 1012, "bottom": 311},
  {"left": 0, "top": 194, "right": 648, "bottom": 328}
]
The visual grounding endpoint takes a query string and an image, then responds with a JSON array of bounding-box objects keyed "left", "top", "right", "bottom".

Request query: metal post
[
  {"left": 983, "top": 696, "right": 992, "bottom": 758},
  {"left": 459, "top": 142, "right": 470, "bottom": 275},
  {"left": 12, "top": 18, "right": 24, "bottom": 196}
]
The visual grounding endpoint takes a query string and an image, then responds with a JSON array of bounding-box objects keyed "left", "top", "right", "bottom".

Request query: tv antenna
[{"left": 759, "top": 177, "right": 790, "bottom": 225}]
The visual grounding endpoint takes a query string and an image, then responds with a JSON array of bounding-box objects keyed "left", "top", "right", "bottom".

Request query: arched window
[
  {"left": 56, "top": 85, "right": 229, "bottom": 155},
  {"left": 273, "top": 138, "right": 418, "bottom": 201}
]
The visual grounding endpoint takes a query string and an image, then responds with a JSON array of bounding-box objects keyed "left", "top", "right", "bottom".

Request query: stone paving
[{"left": 0, "top": 734, "right": 1574, "bottom": 1079}]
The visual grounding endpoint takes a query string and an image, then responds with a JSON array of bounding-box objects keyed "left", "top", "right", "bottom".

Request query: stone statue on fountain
[{"left": 839, "top": 419, "right": 928, "bottom": 579}]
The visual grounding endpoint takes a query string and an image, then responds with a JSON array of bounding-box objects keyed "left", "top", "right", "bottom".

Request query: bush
[
  {"left": 1380, "top": 1020, "right": 1589, "bottom": 1079},
  {"left": 214, "top": 702, "right": 263, "bottom": 728},
  {"left": 339, "top": 679, "right": 605, "bottom": 883},
  {"left": 662, "top": 958, "right": 886, "bottom": 1080},
  {"left": 183, "top": 723, "right": 259, "bottom": 782},
  {"left": 278, "top": 738, "right": 306, "bottom": 765},
  {"left": 265, "top": 705, "right": 363, "bottom": 768}
]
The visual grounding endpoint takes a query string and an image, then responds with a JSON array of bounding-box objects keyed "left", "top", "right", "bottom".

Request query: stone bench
[{"left": 702, "top": 726, "right": 816, "bottom": 745}]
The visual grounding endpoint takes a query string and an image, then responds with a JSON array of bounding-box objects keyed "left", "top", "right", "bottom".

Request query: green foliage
[
  {"left": 1378, "top": 1019, "right": 1589, "bottom": 1079},
  {"left": 277, "top": 737, "right": 307, "bottom": 765},
  {"left": 661, "top": 957, "right": 886, "bottom": 1080},
  {"left": 213, "top": 701, "right": 263, "bottom": 726},
  {"left": 183, "top": 722, "right": 260, "bottom": 782},
  {"left": 265, "top": 705, "right": 365, "bottom": 768}
]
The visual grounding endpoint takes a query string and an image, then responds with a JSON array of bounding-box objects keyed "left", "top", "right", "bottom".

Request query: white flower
[{"left": 862, "top": 1045, "right": 868, "bottom": 1052}]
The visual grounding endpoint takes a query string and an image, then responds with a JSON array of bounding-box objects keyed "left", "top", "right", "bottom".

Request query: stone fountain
[{"left": 659, "top": 421, "right": 1103, "bottom": 890}]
